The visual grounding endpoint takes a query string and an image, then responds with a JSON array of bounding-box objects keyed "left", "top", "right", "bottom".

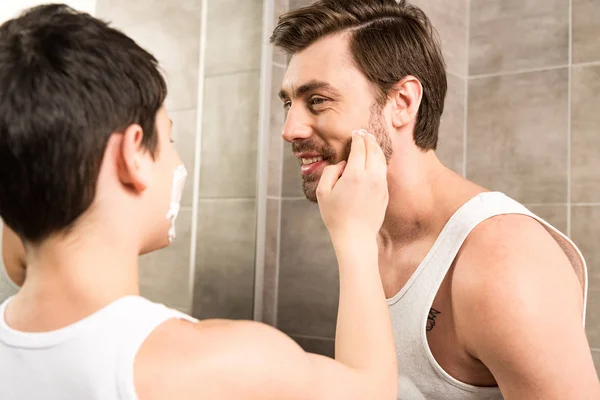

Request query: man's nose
[{"left": 282, "top": 106, "right": 312, "bottom": 143}]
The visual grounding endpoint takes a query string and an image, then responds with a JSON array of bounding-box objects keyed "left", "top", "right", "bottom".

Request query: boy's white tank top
[
  {"left": 389, "top": 192, "right": 588, "bottom": 400},
  {"left": 0, "top": 295, "right": 197, "bottom": 400}
]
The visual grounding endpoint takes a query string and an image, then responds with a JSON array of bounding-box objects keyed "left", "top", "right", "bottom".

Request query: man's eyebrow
[{"left": 278, "top": 80, "right": 341, "bottom": 100}]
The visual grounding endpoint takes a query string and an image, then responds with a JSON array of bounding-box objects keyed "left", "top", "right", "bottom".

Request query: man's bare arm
[{"left": 455, "top": 215, "right": 599, "bottom": 399}]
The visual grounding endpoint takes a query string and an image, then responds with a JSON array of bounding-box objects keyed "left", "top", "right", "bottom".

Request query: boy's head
[{"left": 0, "top": 4, "right": 184, "bottom": 252}]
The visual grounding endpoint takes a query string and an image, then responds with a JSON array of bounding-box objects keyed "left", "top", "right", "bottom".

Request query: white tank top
[
  {"left": 0, "top": 295, "right": 197, "bottom": 400},
  {"left": 389, "top": 192, "right": 588, "bottom": 400}
]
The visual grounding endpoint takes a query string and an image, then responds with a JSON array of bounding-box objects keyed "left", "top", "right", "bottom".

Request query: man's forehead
[{"left": 280, "top": 34, "right": 358, "bottom": 97}]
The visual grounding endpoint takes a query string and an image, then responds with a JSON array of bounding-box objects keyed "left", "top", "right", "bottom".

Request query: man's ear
[{"left": 390, "top": 75, "right": 423, "bottom": 129}]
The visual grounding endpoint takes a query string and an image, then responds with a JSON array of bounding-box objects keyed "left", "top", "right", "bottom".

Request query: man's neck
[
  {"left": 375, "top": 150, "right": 486, "bottom": 297},
  {"left": 378, "top": 150, "right": 485, "bottom": 251}
]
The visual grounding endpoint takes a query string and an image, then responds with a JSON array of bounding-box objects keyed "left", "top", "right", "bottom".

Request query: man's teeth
[{"left": 301, "top": 156, "right": 324, "bottom": 165}]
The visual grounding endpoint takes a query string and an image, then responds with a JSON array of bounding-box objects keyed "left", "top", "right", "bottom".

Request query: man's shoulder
[
  {"left": 133, "top": 318, "right": 305, "bottom": 399},
  {"left": 450, "top": 213, "right": 584, "bottom": 349},
  {"left": 455, "top": 212, "right": 572, "bottom": 284},
  {"left": 444, "top": 215, "right": 597, "bottom": 397}
]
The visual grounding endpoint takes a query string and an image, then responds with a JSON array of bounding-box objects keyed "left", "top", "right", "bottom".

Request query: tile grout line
[
  {"left": 466, "top": 61, "right": 600, "bottom": 81},
  {"left": 205, "top": 67, "right": 261, "bottom": 79},
  {"left": 469, "top": 64, "right": 569, "bottom": 80},
  {"left": 462, "top": 0, "right": 471, "bottom": 178},
  {"left": 447, "top": 69, "right": 468, "bottom": 80},
  {"left": 523, "top": 203, "right": 568, "bottom": 207},
  {"left": 282, "top": 196, "right": 309, "bottom": 201},
  {"left": 521, "top": 203, "right": 600, "bottom": 207},
  {"left": 166, "top": 106, "right": 199, "bottom": 114},
  {"left": 567, "top": 0, "right": 573, "bottom": 237},
  {"left": 291, "top": 334, "right": 335, "bottom": 342},
  {"left": 197, "top": 197, "right": 257, "bottom": 201},
  {"left": 572, "top": 60, "right": 600, "bottom": 69}
]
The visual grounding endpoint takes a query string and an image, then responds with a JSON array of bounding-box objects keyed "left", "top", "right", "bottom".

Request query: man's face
[{"left": 279, "top": 33, "right": 393, "bottom": 202}]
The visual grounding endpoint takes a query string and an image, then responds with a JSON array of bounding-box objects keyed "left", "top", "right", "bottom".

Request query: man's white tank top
[
  {"left": 389, "top": 192, "right": 588, "bottom": 400},
  {"left": 0, "top": 295, "right": 197, "bottom": 400}
]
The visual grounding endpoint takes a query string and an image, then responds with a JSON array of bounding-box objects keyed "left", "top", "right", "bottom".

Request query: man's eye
[
  {"left": 309, "top": 97, "right": 327, "bottom": 107},
  {"left": 283, "top": 101, "right": 291, "bottom": 110}
]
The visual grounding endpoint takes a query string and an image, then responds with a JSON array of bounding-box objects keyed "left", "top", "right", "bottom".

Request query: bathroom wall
[
  {"left": 463, "top": 0, "right": 600, "bottom": 372},
  {"left": 570, "top": 0, "right": 600, "bottom": 373},
  {"left": 96, "top": 0, "right": 265, "bottom": 320},
  {"left": 0, "top": 0, "right": 97, "bottom": 302},
  {"left": 191, "top": 0, "right": 264, "bottom": 320},
  {"left": 96, "top": 0, "right": 203, "bottom": 315},
  {"left": 262, "top": 0, "right": 600, "bottom": 369},
  {"left": 260, "top": 0, "right": 342, "bottom": 354}
]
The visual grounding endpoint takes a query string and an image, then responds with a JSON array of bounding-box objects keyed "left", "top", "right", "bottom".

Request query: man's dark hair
[
  {"left": 271, "top": 0, "right": 447, "bottom": 150},
  {"left": 0, "top": 4, "right": 167, "bottom": 243}
]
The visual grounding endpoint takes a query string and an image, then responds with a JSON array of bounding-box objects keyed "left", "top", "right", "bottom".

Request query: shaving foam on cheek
[{"left": 166, "top": 164, "right": 187, "bottom": 243}]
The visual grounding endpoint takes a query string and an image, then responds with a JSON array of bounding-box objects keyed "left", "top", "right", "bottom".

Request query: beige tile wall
[
  {"left": 96, "top": 0, "right": 264, "bottom": 320},
  {"left": 467, "top": 2, "right": 599, "bottom": 376},
  {"left": 96, "top": 0, "right": 202, "bottom": 314},
  {"left": 192, "top": 0, "right": 264, "bottom": 320}
]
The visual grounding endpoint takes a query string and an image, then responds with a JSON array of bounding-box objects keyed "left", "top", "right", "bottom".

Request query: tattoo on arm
[{"left": 426, "top": 308, "right": 441, "bottom": 332}]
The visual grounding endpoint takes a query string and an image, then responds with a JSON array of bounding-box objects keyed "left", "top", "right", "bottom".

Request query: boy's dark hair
[
  {"left": 0, "top": 4, "right": 167, "bottom": 242},
  {"left": 271, "top": 0, "right": 447, "bottom": 150}
]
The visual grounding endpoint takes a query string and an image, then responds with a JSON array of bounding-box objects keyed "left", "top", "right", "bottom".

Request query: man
[
  {"left": 271, "top": 0, "right": 600, "bottom": 399},
  {"left": 0, "top": 4, "right": 397, "bottom": 399}
]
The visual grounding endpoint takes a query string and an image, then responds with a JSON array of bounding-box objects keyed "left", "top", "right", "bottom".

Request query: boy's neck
[{"left": 7, "top": 229, "right": 141, "bottom": 332}]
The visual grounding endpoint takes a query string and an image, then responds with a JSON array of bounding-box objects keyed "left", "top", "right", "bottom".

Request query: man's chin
[
  {"left": 302, "top": 179, "right": 319, "bottom": 203},
  {"left": 304, "top": 190, "right": 318, "bottom": 203}
]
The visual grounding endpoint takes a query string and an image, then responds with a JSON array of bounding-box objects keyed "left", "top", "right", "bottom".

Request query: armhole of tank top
[
  {"left": 417, "top": 212, "right": 506, "bottom": 394},
  {"left": 524, "top": 213, "right": 588, "bottom": 324},
  {"left": 419, "top": 199, "right": 587, "bottom": 393},
  {"left": 490, "top": 203, "right": 588, "bottom": 323},
  {"left": 117, "top": 310, "right": 198, "bottom": 400}
]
